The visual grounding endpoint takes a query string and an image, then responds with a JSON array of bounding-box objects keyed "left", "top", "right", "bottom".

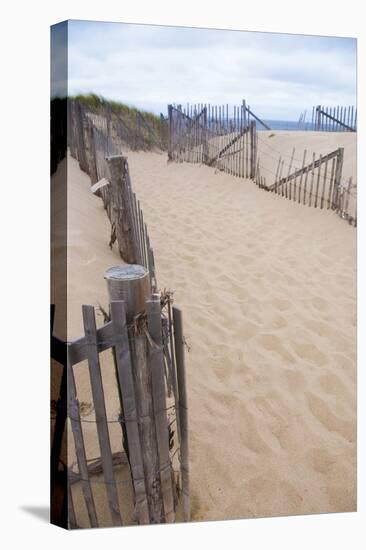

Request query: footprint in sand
[
  {"left": 243, "top": 475, "right": 304, "bottom": 513},
  {"left": 317, "top": 373, "right": 353, "bottom": 404},
  {"left": 272, "top": 298, "right": 292, "bottom": 312},
  {"left": 285, "top": 368, "right": 307, "bottom": 392},
  {"left": 306, "top": 391, "right": 355, "bottom": 442},
  {"left": 258, "top": 333, "right": 295, "bottom": 362},
  {"left": 311, "top": 296, "right": 329, "bottom": 312},
  {"left": 293, "top": 342, "right": 327, "bottom": 365},
  {"left": 233, "top": 319, "right": 259, "bottom": 340},
  {"left": 303, "top": 319, "right": 352, "bottom": 351},
  {"left": 238, "top": 410, "right": 274, "bottom": 455},
  {"left": 307, "top": 447, "right": 336, "bottom": 475},
  {"left": 270, "top": 314, "right": 288, "bottom": 330},
  {"left": 302, "top": 318, "right": 334, "bottom": 338},
  {"left": 331, "top": 353, "right": 356, "bottom": 383}
]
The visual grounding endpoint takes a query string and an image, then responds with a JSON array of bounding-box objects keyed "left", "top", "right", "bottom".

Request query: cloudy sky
[{"left": 66, "top": 20, "right": 356, "bottom": 121}]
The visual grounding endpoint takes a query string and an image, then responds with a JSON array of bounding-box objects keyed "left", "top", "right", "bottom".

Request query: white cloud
[{"left": 67, "top": 21, "right": 356, "bottom": 120}]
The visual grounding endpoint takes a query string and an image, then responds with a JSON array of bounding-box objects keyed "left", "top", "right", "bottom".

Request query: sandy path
[{"left": 125, "top": 148, "right": 356, "bottom": 520}]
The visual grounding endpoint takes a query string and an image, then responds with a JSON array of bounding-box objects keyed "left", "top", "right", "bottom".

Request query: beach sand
[{"left": 64, "top": 130, "right": 356, "bottom": 524}]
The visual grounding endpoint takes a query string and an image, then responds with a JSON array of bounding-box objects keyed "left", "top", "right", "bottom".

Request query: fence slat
[
  {"left": 67, "top": 357, "right": 99, "bottom": 528},
  {"left": 333, "top": 148, "right": 344, "bottom": 210},
  {"left": 82, "top": 305, "right": 123, "bottom": 527},
  {"left": 172, "top": 307, "right": 190, "bottom": 521},
  {"left": 146, "top": 296, "right": 176, "bottom": 523},
  {"left": 314, "top": 154, "right": 322, "bottom": 208},
  {"left": 110, "top": 301, "right": 150, "bottom": 524},
  {"left": 146, "top": 232, "right": 157, "bottom": 292},
  {"left": 167, "top": 298, "right": 181, "bottom": 445},
  {"left": 327, "top": 157, "right": 336, "bottom": 209},
  {"left": 320, "top": 158, "right": 328, "bottom": 209},
  {"left": 286, "top": 148, "right": 295, "bottom": 200},
  {"left": 308, "top": 153, "right": 316, "bottom": 207},
  {"left": 297, "top": 150, "right": 307, "bottom": 203}
]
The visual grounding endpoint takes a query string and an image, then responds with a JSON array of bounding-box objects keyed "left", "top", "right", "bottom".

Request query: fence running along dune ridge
[
  {"left": 311, "top": 105, "right": 357, "bottom": 132},
  {"left": 168, "top": 100, "right": 356, "bottom": 227},
  {"left": 51, "top": 98, "right": 190, "bottom": 527}
]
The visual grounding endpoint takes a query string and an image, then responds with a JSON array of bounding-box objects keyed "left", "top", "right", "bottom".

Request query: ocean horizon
[{"left": 259, "top": 119, "right": 315, "bottom": 131}]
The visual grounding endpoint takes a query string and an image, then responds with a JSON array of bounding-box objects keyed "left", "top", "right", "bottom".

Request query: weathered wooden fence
[
  {"left": 256, "top": 147, "right": 356, "bottom": 226},
  {"left": 312, "top": 105, "right": 357, "bottom": 132},
  {"left": 53, "top": 99, "right": 190, "bottom": 528},
  {"left": 168, "top": 100, "right": 356, "bottom": 227},
  {"left": 168, "top": 101, "right": 259, "bottom": 178},
  {"left": 69, "top": 99, "right": 158, "bottom": 290},
  {"left": 51, "top": 266, "right": 190, "bottom": 528}
]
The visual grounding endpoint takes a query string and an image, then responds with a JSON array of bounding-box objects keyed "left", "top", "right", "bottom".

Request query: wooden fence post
[
  {"left": 333, "top": 147, "right": 344, "bottom": 209},
  {"left": 146, "top": 295, "right": 176, "bottom": 523},
  {"left": 110, "top": 300, "right": 150, "bottom": 525},
  {"left": 160, "top": 113, "right": 166, "bottom": 150},
  {"left": 104, "top": 265, "right": 163, "bottom": 523},
  {"left": 106, "top": 155, "right": 139, "bottom": 264},
  {"left": 316, "top": 105, "right": 321, "bottom": 131},
  {"left": 105, "top": 265, "right": 151, "bottom": 320},
  {"left": 203, "top": 106, "right": 209, "bottom": 164},
  {"left": 82, "top": 305, "right": 123, "bottom": 527},
  {"left": 172, "top": 307, "right": 190, "bottom": 521},
  {"left": 67, "top": 356, "right": 99, "bottom": 528},
  {"left": 168, "top": 105, "right": 173, "bottom": 161},
  {"left": 250, "top": 120, "right": 257, "bottom": 180}
]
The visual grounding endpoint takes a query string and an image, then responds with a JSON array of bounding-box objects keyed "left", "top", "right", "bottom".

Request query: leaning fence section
[
  {"left": 255, "top": 146, "right": 356, "bottom": 226},
  {"left": 311, "top": 105, "right": 357, "bottom": 132},
  {"left": 168, "top": 100, "right": 356, "bottom": 227},
  {"left": 69, "top": 99, "right": 158, "bottom": 291},
  {"left": 168, "top": 101, "right": 259, "bottom": 178}
]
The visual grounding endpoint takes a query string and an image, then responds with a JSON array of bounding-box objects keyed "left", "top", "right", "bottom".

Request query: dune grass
[
  {"left": 72, "top": 93, "right": 165, "bottom": 150},
  {"left": 73, "top": 93, "right": 161, "bottom": 126}
]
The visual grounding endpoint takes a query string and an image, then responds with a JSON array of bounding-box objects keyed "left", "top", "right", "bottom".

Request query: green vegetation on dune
[
  {"left": 72, "top": 93, "right": 165, "bottom": 150},
  {"left": 73, "top": 93, "right": 161, "bottom": 125}
]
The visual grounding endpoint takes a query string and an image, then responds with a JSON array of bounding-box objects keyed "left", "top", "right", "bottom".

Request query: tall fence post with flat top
[{"left": 105, "top": 265, "right": 171, "bottom": 523}]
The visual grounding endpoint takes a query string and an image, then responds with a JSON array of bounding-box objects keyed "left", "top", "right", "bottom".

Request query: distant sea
[
  {"left": 259, "top": 120, "right": 315, "bottom": 131},
  {"left": 222, "top": 118, "right": 317, "bottom": 131}
]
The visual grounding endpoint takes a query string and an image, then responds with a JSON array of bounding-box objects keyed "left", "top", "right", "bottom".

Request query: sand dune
[{"left": 65, "top": 132, "right": 356, "bottom": 524}]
